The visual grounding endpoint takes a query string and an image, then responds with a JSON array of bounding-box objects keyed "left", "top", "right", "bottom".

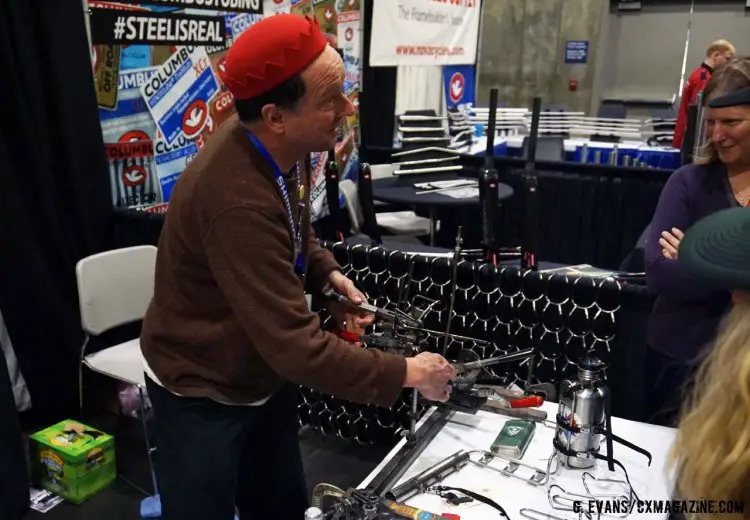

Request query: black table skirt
[{"left": 368, "top": 171, "right": 663, "bottom": 269}]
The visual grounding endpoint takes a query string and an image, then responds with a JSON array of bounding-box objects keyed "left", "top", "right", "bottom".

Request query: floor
[{"left": 21, "top": 413, "right": 392, "bottom": 520}]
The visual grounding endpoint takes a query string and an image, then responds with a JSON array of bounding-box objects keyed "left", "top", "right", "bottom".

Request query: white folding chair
[
  {"left": 339, "top": 180, "right": 424, "bottom": 248},
  {"left": 339, "top": 179, "right": 365, "bottom": 235},
  {"left": 76, "top": 245, "right": 158, "bottom": 494},
  {"left": 369, "top": 164, "right": 395, "bottom": 180},
  {"left": 363, "top": 164, "right": 434, "bottom": 237}
]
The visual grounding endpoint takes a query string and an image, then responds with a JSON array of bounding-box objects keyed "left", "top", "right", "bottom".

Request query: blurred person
[
  {"left": 644, "top": 57, "right": 750, "bottom": 426},
  {"left": 139, "top": 15, "right": 456, "bottom": 520},
  {"left": 668, "top": 205, "right": 750, "bottom": 518},
  {"left": 673, "top": 40, "right": 736, "bottom": 150}
]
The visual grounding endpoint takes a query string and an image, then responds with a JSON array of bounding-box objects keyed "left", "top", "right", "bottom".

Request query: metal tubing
[{"left": 387, "top": 450, "right": 471, "bottom": 502}]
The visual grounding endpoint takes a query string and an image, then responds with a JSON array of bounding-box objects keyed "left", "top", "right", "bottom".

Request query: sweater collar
[{"left": 230, "top": 115, "right": 299, "bottom": 181}]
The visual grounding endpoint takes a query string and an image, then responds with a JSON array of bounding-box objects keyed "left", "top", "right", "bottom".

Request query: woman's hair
[
  {"left": 694, "top": 57, "right": 750, "bottom": 165},
  {"left": 669, "top": 297, "right": 750, "bottom": 517}
]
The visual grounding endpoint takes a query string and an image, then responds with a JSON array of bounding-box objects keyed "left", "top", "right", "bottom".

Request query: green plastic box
[{"left": 29, "top": 420, "right": 116, "bottom": 504}]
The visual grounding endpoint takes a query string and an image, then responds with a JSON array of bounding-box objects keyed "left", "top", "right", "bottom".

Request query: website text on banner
[
  {"left": 369, "top": 0, "right": 481, "bottom": 67},
  {"left": 103, "top": 0, "right": 263, "bottom": 13}
]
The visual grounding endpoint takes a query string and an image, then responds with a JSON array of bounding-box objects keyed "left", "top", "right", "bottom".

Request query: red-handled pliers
[
  {"left": 472, "top": 387, "right": 545, "bottom": 408},
  {"left": 334, "top": 329, "right": 363, "bottom": 343},
  {"left": 507, "top": 395, "right": 544, "bottom": 408}
]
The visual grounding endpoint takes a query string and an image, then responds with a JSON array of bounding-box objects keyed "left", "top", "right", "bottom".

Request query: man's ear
[{"left": 260, "top": 104, "right": 285, "bottom": 134}]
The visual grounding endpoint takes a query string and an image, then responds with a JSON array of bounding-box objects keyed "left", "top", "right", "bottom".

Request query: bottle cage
[{"left": 553, "top": 379, "right": 652, "bottom": 502}]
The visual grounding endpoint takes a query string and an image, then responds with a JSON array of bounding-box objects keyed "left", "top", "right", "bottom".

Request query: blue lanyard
[{"left": 246, "top": 131, "right": 305, "bottom": 277}]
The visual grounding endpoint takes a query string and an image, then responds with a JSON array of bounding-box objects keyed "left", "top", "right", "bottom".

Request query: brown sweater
[{"left": 141, "top": 115, "right": 406, "bottom": 407}]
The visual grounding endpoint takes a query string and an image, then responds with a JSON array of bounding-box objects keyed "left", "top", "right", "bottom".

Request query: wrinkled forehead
[
  {"left": 706, "top": 105, "right": 750, "bottom": 121},
  {"left": 302, "top": 46, "right": 344, "bottom": 90}
]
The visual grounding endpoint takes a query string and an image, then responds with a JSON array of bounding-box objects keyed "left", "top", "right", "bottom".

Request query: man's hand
[
  {"left": 323, "top": 271, "right": 375, "bottom": 341},
  {"left": 659, "top": 227, "right": 684, "bottom": 260},
  {"left": 404, "top": 352, "right": 457, "bottom": 403}
]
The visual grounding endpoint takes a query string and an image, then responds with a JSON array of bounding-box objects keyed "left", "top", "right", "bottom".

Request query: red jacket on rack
[{"left": 673, "top": 63, "right": 713, "bottom": 150}]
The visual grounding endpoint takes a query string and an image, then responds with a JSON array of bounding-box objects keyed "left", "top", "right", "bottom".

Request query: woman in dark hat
[
  {"left": 668, "top": 206, "right": 750, "bottom": 518},
  {"left": 643, "top": 57, "right": 750, "bottom": 426}
]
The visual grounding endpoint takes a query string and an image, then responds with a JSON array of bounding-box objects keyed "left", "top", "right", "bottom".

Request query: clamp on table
[{"left": 440, "top": 348, "right": 555, "bottom": 423}]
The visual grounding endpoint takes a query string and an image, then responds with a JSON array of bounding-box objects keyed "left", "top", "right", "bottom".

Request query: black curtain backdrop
[
  {"left": 0, "top": 0, "right": 112, "bottom": 428},
  {"left": 0, "top": 347, "right": 27, "bottom": 520},
  {"left": 359, "top": 0, "right": 397, "bottom": 151}
]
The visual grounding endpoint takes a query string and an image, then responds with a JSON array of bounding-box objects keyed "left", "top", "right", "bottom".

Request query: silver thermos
[{"left": 555, "top": 355, "right": 609, "bottom": 469}]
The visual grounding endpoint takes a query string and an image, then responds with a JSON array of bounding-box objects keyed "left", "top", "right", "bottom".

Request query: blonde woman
[
  {"left": 669, "top": 205, "right": 750, "bottom": 516},
  {"left": 644, "top": 58, "right": 750, "bottom": 426}
]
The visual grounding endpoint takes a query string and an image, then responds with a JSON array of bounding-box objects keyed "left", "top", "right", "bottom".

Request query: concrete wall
[
  {"left": 476, "top": 1, "right": 750, "bottom": 116},
  {"left": 476, "top": 0, "right": 605, "bottom": 113}
]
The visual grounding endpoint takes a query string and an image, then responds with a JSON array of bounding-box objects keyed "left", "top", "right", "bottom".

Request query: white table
[{"left": 359, "top": 402, "right": 676, "bottom": 519}]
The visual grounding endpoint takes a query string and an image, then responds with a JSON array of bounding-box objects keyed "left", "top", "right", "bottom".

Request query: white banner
[{"left": 369, "top": 0, "right": 481, "bottom": 67}]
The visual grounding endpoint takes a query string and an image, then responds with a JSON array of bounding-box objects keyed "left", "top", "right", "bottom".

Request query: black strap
[
  {"left": 609, "top": 432, "right": 652, "bottom": 466},
  {"left": 433, "top": 485, "right": 510, "bottom": 519},
  {"left": 604, "top": 387, "right": 615, "bottom": 472},
  {"left": 554, "top": 414, "right": 652, "bottom": 466},
  {"left": 552, "top": 438, "right": 641, "bottom": 503}
]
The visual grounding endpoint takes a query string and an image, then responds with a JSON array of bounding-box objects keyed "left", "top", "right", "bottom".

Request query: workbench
[{"left": 359, "top": 401, "right": 676, "bottom": 519}]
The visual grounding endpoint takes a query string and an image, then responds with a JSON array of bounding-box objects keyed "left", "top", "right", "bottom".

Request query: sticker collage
[{"left": 89, "top": 0, "right": 362, "bottom": 221}]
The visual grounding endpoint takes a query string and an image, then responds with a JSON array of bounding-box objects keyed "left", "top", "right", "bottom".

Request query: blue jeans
[{"left": 146, "top": 377, "right": 308, "bottom": 520}]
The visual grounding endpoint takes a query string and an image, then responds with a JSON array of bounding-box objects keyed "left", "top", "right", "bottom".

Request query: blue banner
[{"left": 442, "top": 65, "right": 475, "bottom": 110}]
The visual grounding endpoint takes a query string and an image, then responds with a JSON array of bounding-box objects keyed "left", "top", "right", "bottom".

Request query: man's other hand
[
  {"left": 324, "top": 272, "right": 374, "bottom": 340},
  {"left": 404, "top": 352, "right": 457, "bottom": 402}
]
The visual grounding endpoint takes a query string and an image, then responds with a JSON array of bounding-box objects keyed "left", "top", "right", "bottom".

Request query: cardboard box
[{"left": 29, "top": 421, "right": 116, "bottom": 504}]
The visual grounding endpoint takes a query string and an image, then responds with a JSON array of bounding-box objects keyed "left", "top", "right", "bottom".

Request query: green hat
[{"left": 680, "top": 206, "right": 750, "bottom": 292}]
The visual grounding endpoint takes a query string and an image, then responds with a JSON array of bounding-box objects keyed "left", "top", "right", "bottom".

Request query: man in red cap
[{"left": 140, "top": 14, "right": 456, "bottom": 520}]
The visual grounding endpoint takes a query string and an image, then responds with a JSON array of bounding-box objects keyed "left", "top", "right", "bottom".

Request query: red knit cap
[{"left": 222, "top": 14, "right": 328, "bottom": 101}]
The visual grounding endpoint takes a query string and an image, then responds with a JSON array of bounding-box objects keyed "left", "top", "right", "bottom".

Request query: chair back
[
  {"left": 357, "top": 165, "right": 383, "bottom": 244},
  {"left": 522, "top": 136, "right": 565, "bottom": 162},
  {"left": 651, "top": 107, "right": 676, "bottom": 120},
  {"left": 597, "top": 103, "right": 627, "bottom": 120},
  {"left": 76, "top": 246, "right": 158, "bottom": 335},
  {"left": 369, "top": 164, "right": 394, "bottom": 180},
  {"left": 619, "top": 224, "right": 650, "bottom": 272},
  {"left": 338, "top": 179, "right": 363, "bottom": 234},
  {"left": 324, "top": 157, "right": 347, "bottom": 241}
]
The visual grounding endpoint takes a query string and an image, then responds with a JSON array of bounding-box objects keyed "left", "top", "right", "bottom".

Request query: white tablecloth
[{"left": 360, "top": 401, "right": 676, "bottom": 519}]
